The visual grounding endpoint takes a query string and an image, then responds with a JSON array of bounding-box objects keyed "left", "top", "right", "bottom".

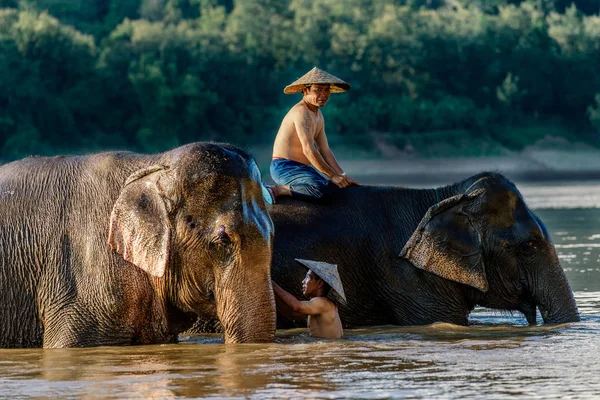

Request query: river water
[{"left": 2, "top": 180, "right": 600, "bottom": 399}]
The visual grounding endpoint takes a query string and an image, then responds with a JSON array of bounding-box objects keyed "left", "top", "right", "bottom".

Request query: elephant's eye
[
  {"left": 520, "top": 240, "right": 538, "bottom": 254},
  {"left": 209, "top": 225, "right": 232, "bottom": 248},
  {"left": 206, "top": 289, "right": 215, "bottom": 304},
  {"left": 209, "top": 234, "right": 233, "bottom": 261},
  {"left": 214, "top": 232, "right": 231, "bottom": 246},
  {"left": 185, "top": 215, "right": 197, "bottom": 229}
]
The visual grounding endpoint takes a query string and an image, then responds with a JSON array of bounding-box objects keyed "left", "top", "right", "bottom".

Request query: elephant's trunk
[
  {"left": 534, "top": 262, "right": 580, "bottom": 324},
  {"left": 215, "top": 253, "right": 276, "bottom": 343}
]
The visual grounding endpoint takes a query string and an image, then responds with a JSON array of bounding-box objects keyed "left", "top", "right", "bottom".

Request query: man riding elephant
[
  {"left": 0, "top": 142, "right": 276, "bottom": 348},
  {"left": 263, "top": 67, "right": 359, "bottom": 204}
]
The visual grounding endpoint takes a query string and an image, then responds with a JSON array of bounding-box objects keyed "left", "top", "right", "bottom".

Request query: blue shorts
[{"left": 270, "top": 158, "right": 339, "bottom": 201}]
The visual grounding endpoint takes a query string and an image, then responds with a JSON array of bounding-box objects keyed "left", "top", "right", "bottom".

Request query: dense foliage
[{"left": 1, "top": 0, "right": 600, "bottom": 160}]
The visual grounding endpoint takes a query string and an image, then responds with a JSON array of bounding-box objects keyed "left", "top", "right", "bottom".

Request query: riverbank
[
  {"left": 342, "top": 147, "right": 600, "bottom": 186},
  {"left": 253, "top": 138, "right": 600, "bottom": 187}
]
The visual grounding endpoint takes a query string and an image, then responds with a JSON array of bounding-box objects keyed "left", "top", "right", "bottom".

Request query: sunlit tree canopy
[{"left": 1, "top": 0, "right": 600, "bottom": 160}]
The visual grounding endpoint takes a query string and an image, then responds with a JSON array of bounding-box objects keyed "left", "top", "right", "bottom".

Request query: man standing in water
[
  {"left": 271, "top": 259, "right": 346, "bottom": 339},
  {"left": 262, "top": 67, "right": 359, "bottom": 204}
]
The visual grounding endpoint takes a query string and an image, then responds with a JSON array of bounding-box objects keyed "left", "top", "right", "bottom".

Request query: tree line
[{"left": 1, "top": 0, "right": 600, "bottom": 161}]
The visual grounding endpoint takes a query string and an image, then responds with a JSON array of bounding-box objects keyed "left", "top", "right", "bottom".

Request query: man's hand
[
  {"left": 272, "top": 280, "right": 307, "bottom": 321},
  {"left": 331, "top": 174, "right": 349, "bottom": 188},
  {"left": 331, "top": 174, "right": 360, "bottom": 188},
  {"left": 271, "top": 280, "right": 326, "bottom": 316},
  {"left": 345, "top": 175, "right": 360, "bottom": 186}
]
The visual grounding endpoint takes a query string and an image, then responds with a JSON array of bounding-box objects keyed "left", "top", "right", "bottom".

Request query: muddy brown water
[{"left": 2, "top": 180, "right": 600, "bottom": 399}]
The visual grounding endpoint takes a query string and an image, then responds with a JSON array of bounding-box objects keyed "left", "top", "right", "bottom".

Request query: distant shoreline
[
  {"left": 351, "top": 170, "right": 600, "bottom": 187},
  {"left": 338, "top": 148, "right": 600, "bottom": 186},
  {"left": 253, "top": 138, "right": 600, "bottom": 187}
]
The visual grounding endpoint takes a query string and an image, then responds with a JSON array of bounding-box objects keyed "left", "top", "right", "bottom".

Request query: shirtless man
[
  {"left": 263, "top": 67, "right": 359, "bottom": 204},
  {"left": 272, "top": 269, "right": 343, "bottom": 339}
]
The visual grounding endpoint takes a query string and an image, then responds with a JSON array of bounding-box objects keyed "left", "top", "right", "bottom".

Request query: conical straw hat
[
  {"left": 295, "top": 258, "right": 347, "bottom": 305},
  {"left": 284, "top": 67, "right": 350, "bottom": 94}
]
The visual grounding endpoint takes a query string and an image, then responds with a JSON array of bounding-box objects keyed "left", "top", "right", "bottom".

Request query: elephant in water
[
  {"left": 0, "top": 142, "right": 275, "bottom": 348},
  {"left": 270, "top": 172, "right": 580, "bottom": 328}
]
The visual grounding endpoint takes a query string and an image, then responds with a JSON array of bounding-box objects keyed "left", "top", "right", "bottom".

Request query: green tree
[{"left": 0, "top": 10, "right": 104, "bottom": 159}]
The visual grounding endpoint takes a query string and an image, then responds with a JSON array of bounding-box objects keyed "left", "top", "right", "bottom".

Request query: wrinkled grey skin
[
  {"left": 0, "top": 142, "right": 275, "bottom": 348},
  {"left": 270, "top": 172, "right": 580, "bottom": 328}
]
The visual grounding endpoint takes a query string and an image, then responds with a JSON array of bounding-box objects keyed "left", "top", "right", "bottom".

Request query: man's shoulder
[
  {"left": 290, "top": 103, "right": 323, "bottom": 127},
  {"left": 310, "top": 296, "right": 336, "bottom": 309},
  {"left": 288, "top": 101, "right": 310, "bottom": 116}
]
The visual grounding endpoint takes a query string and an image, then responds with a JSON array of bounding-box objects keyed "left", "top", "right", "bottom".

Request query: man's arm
[
  {"left": 314, "top": 128, "right": 344, "bottom": 175},
  {"left": 314, "top": 122, "right": 360, "bottom": 187},
  {"left": 293, "top": 109, "right": 341, "bottom": 180},
  {"left": 272, "top": 281, "right": 328, "bottom": 316},
  {"left": 274, "top": 293, "right": 307, "bottom": 321}
]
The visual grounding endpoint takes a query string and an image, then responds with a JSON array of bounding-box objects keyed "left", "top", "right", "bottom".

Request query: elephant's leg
[
  {"left": 42, "top": 306, "right": 132, "bottom": 348},
  {"left": 43, "top": 319, "right": 87, "bottom": 348}
]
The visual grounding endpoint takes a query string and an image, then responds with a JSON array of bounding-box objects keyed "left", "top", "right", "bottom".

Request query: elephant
[
  {"left": 269, "top": 172, "right": 580, "bottom": 328},
  {"left": 0, "top": 142, "right": 275, "bottom": 348}
]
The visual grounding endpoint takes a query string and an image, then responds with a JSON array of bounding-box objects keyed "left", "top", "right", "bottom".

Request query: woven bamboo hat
[
  {"left": 295, "top": 258, "right": 347, "bottom": 305},
  {"left": 284, "top": 67, "right": 350, "bottom": 94}
]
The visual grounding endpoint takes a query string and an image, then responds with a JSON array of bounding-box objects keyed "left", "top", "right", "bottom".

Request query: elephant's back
[
  {"left": 0, "top": 152, "right": 154, "bottom": 206},
  {"left": 269, "top": 185, "right": 415, "bottom": 230},
  {"left": 0, "top": 156, "right": 84, "bottom": 225},
  {"left": 0, "top": 151, "right": 154, "bottom": 267}
]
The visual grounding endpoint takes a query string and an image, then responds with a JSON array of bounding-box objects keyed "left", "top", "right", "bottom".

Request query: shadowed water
[{"left": 2, "top": 181, "right": 600, "bottom": 399}]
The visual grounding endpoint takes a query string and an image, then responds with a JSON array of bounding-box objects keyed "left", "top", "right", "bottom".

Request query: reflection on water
[
  {"left": 535, "top": 207, "right": 600, "bottom": 292},
  {"left": 2, "top": 181, "right": 600, "bottom": 399},
  {"left": 2, "top": 320, "right": 599, "bottom": 399}
]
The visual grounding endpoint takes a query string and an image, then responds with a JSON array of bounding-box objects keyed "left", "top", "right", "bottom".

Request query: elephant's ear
[
  {"left": 108, "top": 165, "right": 172, "bottom": 278},
  {"left": 399, "top": 188, "right": 488, "bottom": 292}
]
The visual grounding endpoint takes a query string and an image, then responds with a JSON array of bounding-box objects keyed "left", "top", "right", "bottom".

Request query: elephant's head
[
  {"left": 108, "top": 143, "right": 276, "bottom": 342},
  {"left": 401, "top": 172, "right": 580, "bottom": 325}
]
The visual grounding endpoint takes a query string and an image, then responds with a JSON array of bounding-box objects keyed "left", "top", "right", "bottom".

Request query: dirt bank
[{"left": 340, "top": 141, "right": 600, "bottom": 186}]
